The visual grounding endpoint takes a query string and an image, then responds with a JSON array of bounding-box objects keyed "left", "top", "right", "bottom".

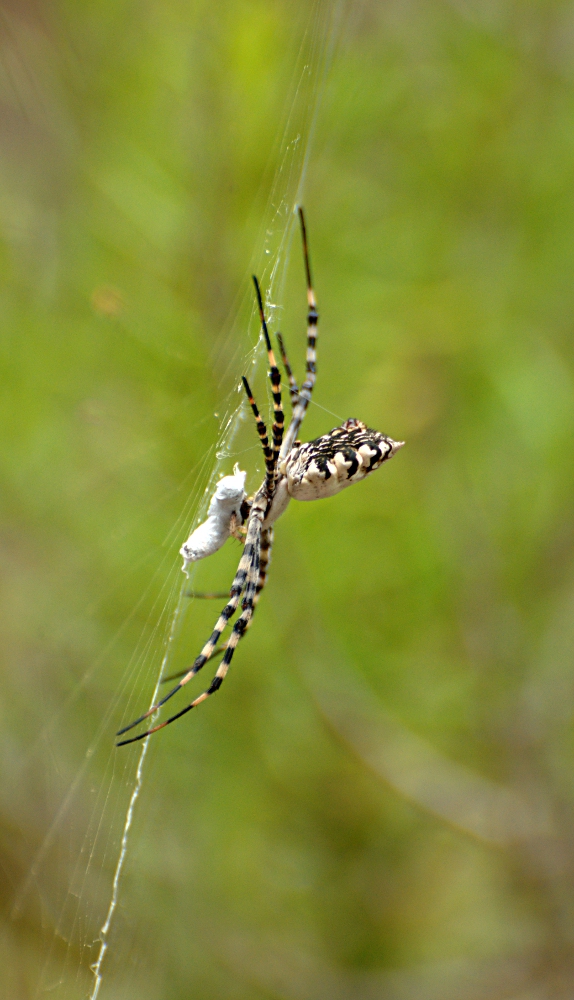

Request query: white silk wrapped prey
[{"left": 180, "top": 464, "right": 247, "bottom": 574}]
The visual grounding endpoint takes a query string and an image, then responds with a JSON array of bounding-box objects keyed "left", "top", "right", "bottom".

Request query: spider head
[{"left": 284, "top": 419, "right": 404, "bottom": 501}]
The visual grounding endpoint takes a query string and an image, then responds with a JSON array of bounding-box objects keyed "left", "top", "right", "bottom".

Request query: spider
[{"left": 117, "top": 209, "right": 404, "bottom": 746}]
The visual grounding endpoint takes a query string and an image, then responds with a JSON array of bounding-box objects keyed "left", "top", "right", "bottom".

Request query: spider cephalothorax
[{"left": 117, "top": 210, "right": 403, "bottom": 745}]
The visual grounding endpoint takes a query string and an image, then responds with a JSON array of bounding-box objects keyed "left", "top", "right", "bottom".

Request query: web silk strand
[{"left": 89, "top": 589, "right": 186, "bottom": 999}]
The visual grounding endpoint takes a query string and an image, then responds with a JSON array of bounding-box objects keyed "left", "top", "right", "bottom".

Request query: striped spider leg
[
  {"left": 161, "top": 525, "right": 274, "bottom": 687},
  {"left": 278, "top": 207, "right": 317, "bottom": 457},
  {"left": 117, "top": 208, "right": 404, "bottom": 745},
  {"left": 117, "top": 274, "right": 285, "bottom": 745}
]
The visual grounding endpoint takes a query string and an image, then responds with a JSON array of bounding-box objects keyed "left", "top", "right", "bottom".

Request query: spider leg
[
  {"left": 238, "top": 525, "right": 273, "bottom": 637},
  {"left": 119, "top": 313, "right": 281, "bottom": 744},
  {"left": 280, "top": 207, "right": 318, "bottom": 459},
  {"left": 241, "top": 375, "right": 276, "bottom": 487},
  {"left": 252, "top": 276, "right": 284, "bottom": 484},
  {"left": 116, "top": 504, "right": 265, "bottom": 744},
  {"left": 161, "top": 645, "right": 226, "bottom": 683},
  {"left": 254, "top": 525, "right": 272, "bottom": 610},
  {"left": 180, "top": 522, "right": 271, "bottom": 696},
  {"left": 116, "top": 511, "right": 260, "bottom": 739},
  {"left": 118, "top": 265, "right": 289, "bottom": 746},
  {"left": 199, "top": 510, "right": 263, "bottom": 696},
  {"left": 276, "top": 333, "right": 299, "bottom": 408},
  {"left": 166, "top": 528, "right": 273, "bottom": 685}
]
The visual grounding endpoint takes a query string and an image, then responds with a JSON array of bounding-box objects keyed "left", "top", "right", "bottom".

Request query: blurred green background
[{"left": 3, "top": 1, "right": 574, "bottom": 997}]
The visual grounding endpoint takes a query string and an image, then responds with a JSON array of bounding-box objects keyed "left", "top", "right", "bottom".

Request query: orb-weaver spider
[{"left": 117, "top": 209, "right": 403, "bottom": 745}]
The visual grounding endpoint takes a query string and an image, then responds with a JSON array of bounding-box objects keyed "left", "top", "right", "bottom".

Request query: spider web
[{"left": 8, "top": 3, "right": 344, "bottom": 998}]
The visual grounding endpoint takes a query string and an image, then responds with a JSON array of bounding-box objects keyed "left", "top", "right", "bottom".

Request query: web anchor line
[{"left": 89, "top": 586, "right": 185, "bottom": 1000}]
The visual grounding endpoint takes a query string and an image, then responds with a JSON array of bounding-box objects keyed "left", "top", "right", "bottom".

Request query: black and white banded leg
[
  {"left": 280, "top": 208, "right": 318, "bottom": 457},
  {"left": 117, "top": 287, "right": 283, "bottom": 745},
  {"left": 116, "top": 497, "right": 266, "bottom": 744}
]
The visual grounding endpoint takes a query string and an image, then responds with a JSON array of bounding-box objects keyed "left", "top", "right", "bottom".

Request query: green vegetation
[{"left": 2, "top": 2, "right": 574, "bottom": 997}]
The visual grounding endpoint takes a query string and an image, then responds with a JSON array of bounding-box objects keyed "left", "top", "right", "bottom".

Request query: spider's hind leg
[
  {"left": 276, "top": 332, "right": 299, "bottom": 409},
  {"left": 281, "top": 207, "right": 319, "bottom": 457},
  {"left": 251, "top": 276, "right": 284, "bottom": 486},
  {"left": 242, "top": 376, "right": 275, "bottom": 491}
]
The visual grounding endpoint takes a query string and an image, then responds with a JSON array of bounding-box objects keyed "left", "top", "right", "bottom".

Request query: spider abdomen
[{"left": 283, "top": 418, "right": 404, "bottom": 501}]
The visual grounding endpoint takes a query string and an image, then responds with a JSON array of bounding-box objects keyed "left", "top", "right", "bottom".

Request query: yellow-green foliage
[{"left": 2, "top": 2, "right": 574, "bottom": 998}]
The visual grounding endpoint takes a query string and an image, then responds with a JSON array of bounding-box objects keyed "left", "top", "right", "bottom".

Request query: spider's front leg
[
  {"left": 197, "top": 503, "right": 265, "bottom": 700},
  {"left": 229, "top": 494, "right": 253, "bottom": 544},
  {"left": 164, "top": 522, "right": 272, "bottom": 685},
  {"left": 118, "top": 236, "right": 289, "bottom": 745},
  {"left": 116, "top": 495, "right": 266, "bottom": 744}
]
